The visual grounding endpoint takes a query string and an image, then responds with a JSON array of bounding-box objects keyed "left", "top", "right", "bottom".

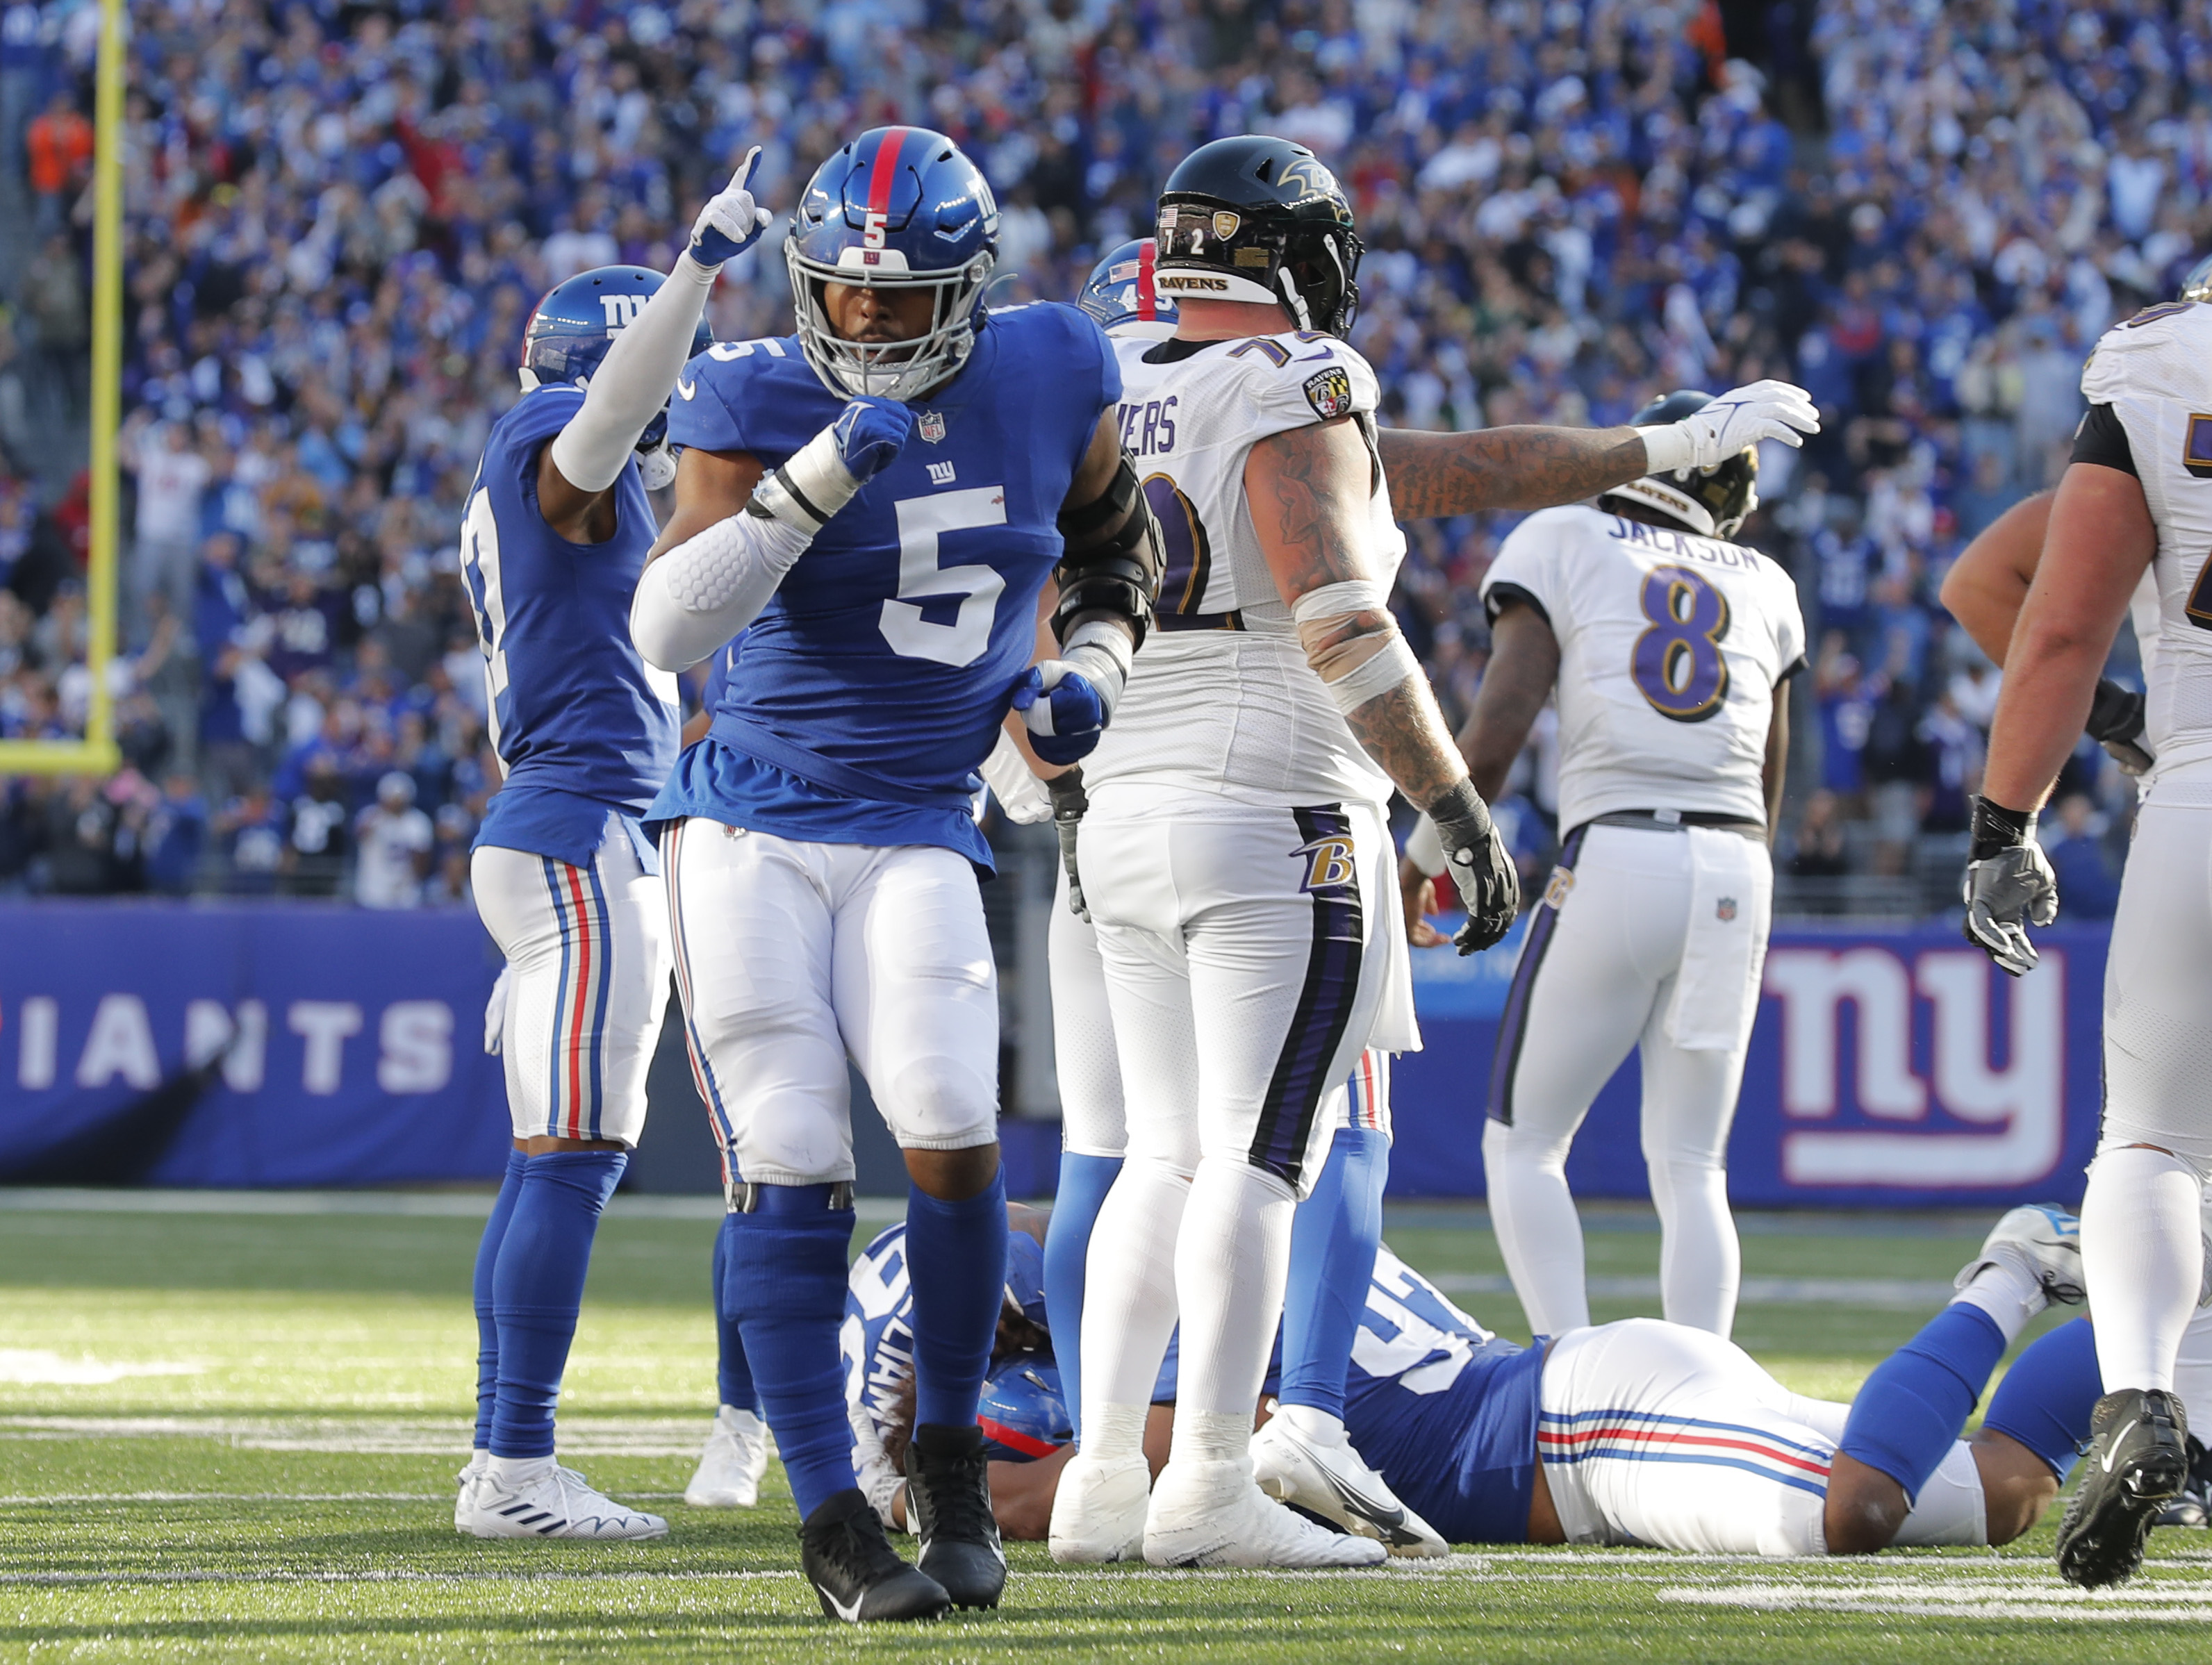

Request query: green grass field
[{"left": 1, "top": 1191, "right": 2205, "bottom": 1662}]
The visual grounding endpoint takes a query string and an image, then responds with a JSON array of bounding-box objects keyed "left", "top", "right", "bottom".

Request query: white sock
[
  {"left": 1081, "top": 1400, "right": 1150, "bottom": 1464},
  {"left": 1174, "top": 1407, "right": 1249, "bottom": 1465},
  {"left": 1172, "top": 1156, "right": 1294, "bottom": 1425},
  {"left": 485, "top": 1453, "right": 554, "bottom": 1489},
  {"left": 1649, "top": 1157, "right": 1740, "bottom": 1338},
  {"left": 2174, "top": 1303, "right": 2212, "bottom": 1439},
  {"left": 1951, "top": 1257, "right": 2048, "bottom": 1346},
  {"left": 1079, "top": 1157, "right": 1188, "bottom": 1419},
  {"left": 1483, "top": 1116, "right": 1590, "bottom": 1335},
  {"left": 2083, "top": 1145, "right": 2205, "bottom": 1393},
  {"left": 1279, "top": 1404, "right": 1348, "bottom": 1447}
]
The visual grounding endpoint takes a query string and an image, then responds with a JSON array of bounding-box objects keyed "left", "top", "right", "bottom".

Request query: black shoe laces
[
  {"left": 917, "top": 1445, "right": 996, "bottom": 1543},
  {"left": 812, "top": 1509, "right": 905, "bottom": 1585}
]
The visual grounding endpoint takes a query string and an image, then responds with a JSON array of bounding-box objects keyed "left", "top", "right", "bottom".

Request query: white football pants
[
  {"left": 1540, "top": 1318, "right": 1985, "bottom": 1555},
  {"left": 472, "top": 820, "right": 672, "bottom": 1147},
  {"left": 661, "top": 817, "right": 1000, "bottom": 1185},
  {"left": 1484, "top": 822, "right": 1772, "bottom": 1339}
]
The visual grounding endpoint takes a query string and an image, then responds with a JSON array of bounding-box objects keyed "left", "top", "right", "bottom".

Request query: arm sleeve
[
  {"left": 2070, "top": 403, "right": 2138, "bottom": 476},
  {"left": 547, "top": 254, "right": 718, "bottom": 492}
]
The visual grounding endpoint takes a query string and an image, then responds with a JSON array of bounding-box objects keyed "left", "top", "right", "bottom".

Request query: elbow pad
[
  {"left": 1291, "top": 580, "right": 1421, "bottom": 715},
  {"left": 1054, "top": 452, "right": 1163, "bottom": 649},
  {"left": 630, "top": 504, "right": 812, "bottom": 671}
]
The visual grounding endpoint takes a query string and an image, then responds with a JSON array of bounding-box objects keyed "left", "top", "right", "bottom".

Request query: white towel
[{"left": 1662, "top": 827, "right": 1772, "bottom": 1052}]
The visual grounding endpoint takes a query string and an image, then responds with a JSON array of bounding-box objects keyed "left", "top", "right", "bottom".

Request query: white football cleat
[
  {"left": 1048, "top": 1450, "right": 1151, "bottom": 1564},
  {"left": 454, "top": 1449, "right": 488, "bottom": 1532},
  {"left": 685, "top": 1405, "right": 770, "bottom": 1508},
  {"left": 1250, "top": 1413, "right": 1447, "bottom": 1557},
  {"left": 1143, "top": 1455, "right": 1388, "bottom": 1568},
  {"left": 1955, "top": 1204, "right": 2085, "bottom": 1308},
  {"left": 460, "top": 1459, "right": 669, "bottom": 1540}
]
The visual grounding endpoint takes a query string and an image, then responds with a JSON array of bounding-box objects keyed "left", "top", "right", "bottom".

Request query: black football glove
[
  {"left": 2087, "top": 677, "right": 2153, "bottom": 776},
  {"left": 1428, "top": 781, "right": 1519, "bottom": 954},
  {"left": 1047, "top": 766, "right": 1089, "bottom": 922},
  {"left": 1961, "top": 795, "right": 2058, "bottom": 978}
]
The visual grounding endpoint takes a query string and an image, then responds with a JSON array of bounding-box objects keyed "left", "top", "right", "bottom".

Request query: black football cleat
[
  {"left": 905, "top": 1422, "right": 1008, "bottom": 1609},
  {"left": 798, "top": 1488, "right": 949, "bottom": 1623},
  {"left": 2154, "top": 1435, "right": 2211, "bottom": 1530},
  {"left": 2056, "top": 1388, "right": 2190, "bottom": 1587}
]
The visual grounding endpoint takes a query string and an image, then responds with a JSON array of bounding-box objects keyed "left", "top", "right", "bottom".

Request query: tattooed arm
[
  {"left": 1246, "top": 416, "right": 1520, "bottom": 950},
  {"left": 1376, "top": 425, "right": 1649, "bottom": 519}
]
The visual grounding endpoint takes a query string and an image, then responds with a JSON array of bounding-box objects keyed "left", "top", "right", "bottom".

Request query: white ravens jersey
[
  {"left": 1480, "top": 505, "right": 1805, "bottom": 831},
  {"left": 2080, "top": 301, "right": 2212, "bottom": 793},
  {"left": 1081, "top": 328, "right": 1408, "bottom": 809}
]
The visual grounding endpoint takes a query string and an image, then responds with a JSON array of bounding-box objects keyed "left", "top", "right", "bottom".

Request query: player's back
[
  {"left": 1341, "top": 1245, "right": 1542, "bottom": 1545},
  {"left": 2081, "top": 300, "right": 2212, "bottom": 791},
  {"left": 461, "top": 384, "right": 680, "bottom": 847},
  {"left": 1481, "top": 504, "right": 1804, "bottom": 831},
  {"left": 661, "top": 304, "right": 1115, "bottom": 856},
  {"left": 1082, "top": 327, "right": 1406, "bottom": 810}
]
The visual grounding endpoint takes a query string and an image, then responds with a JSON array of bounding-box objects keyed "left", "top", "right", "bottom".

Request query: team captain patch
[{"left": 1303, "top": 366, "right": 1355, "bottom": 420}]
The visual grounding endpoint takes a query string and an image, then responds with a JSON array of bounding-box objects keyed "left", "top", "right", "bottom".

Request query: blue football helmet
[
  {"left": 784, "top": 126, "right": 999, "bottom": 401},
  {"left": 1003, "top": 1230, "right": 1048, "bottom": 1329},
  {"left": 520, "top": 265, "right": 712, "bottom": 483},
  {"left": 977, "top": 1352, "right": 1070, "bottom": 1461},
  {"left": 1078, "top": 238, "right": 1178, "bottom": 340}
]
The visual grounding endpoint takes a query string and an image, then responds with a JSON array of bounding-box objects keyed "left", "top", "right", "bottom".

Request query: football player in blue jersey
[
  {"left": 629, "top": 125, "right": 1162, "bottom": 1623},
  {"left": 854, "top": 1196, "right": 2120, "bottom": 1563},
  {"left": 452, "top": 158, "right": 774, "bottom": 1542}
]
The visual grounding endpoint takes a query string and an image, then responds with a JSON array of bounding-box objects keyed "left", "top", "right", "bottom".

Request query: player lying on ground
[
  {"left": 629, "top": 124, "right": 1164, "bottom": 1623},
  {"left": 1959, "top": 259, "right": 2212, "bottom": 1586},
  {"left": 453, "top": 158, "right": 772, "bottom": 1543},
  {"left": 854, "top": 1182, "right": 2169, "bottom": 1557}
]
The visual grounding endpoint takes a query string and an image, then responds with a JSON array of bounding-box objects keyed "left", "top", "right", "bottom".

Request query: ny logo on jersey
[
  {"left": 927, "top": 460, "right": 957, "bottom": 486},
  {"left": 599, "top": 294, "right": 646, "bottom": 332},
  {"left": 1294, "top": 835, "right": 1357, "bottom": 893}
]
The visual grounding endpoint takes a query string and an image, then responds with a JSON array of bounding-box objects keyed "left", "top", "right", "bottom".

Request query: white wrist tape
[
  {"left": 629, "top": 507, "right": 812, "bottom": 670},
  {"left": 1059, "top": 618, "right": 1134, "bottom": 717},
  {"left": 1290, "top": 579, "right": 1391, "bottom": 622},
  {"left": 752, "top": 421, "right": 866, "bottom": 533},
  {"left": 1318, "top": 632, "right": 1420, "bottom": 715},
  {"left": 547, "top": 253, "right": 718, "bottom": 495},
  {"left": 1637, "top": 420, "right": 1694, "bottom": 477},
  {"left": 1405, "top": 811, "right": 1448, "bottom": 879}
]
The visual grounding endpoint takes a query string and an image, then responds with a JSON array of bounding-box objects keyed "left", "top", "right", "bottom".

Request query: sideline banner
[
  {"left": 0, "top": 902, "right": 509, "bottom": 1186},
  {"left": 1392, "top": 918, "right": 2107, "bottom": 1207}
]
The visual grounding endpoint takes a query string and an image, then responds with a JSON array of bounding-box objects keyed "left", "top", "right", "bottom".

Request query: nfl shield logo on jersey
[
  {"left": 918, "top": 411, "right": 948, "bottom": 444},
  {"left": 1716, "top": 896, "right": 1738, "bottom": 922},
  {"left": 1303, "top": 367, "right": 1355, "bottom": 420}
]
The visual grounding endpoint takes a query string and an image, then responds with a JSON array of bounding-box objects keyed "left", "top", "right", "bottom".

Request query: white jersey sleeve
[
  {"left": 1481, "top": 505, "right": 1803, "bottom": 830},
  {"left": 2079, "top": 301, "right": 2212, "bottom": 793},
  {"left": 1082, "top": 328, "right": 1406, "bottom": 808}
]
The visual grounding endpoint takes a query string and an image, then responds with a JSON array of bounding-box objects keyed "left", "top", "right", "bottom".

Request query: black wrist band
[
  {"left": 1967, "top": 795, "right": 2033, "bottom": 861},
  {"left": 2086, "top": 677, "right": 2140, "bottom": 743},
  {"left": 1046, "top": 767, "right": 1087, "bottom": 817},
  {"left": 1425, "top": 779, "right": 1493, "bottom": 845}
]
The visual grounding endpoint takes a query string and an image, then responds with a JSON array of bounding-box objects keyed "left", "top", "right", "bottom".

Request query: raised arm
[
  {"left": 1246, "top": 415, "right": 1518, "bottom": 951},
  {"left": 1938, "top": 489, "right": 2052, "bottom": 664}
]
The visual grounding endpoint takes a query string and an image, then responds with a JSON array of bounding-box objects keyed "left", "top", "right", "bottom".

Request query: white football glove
[
  {"left": 687, "top": 147, "right": 773, "bottom": 269},
  {"left": 483, "top": 965, "right": 511, "bottom": 1056},
  {"left": 848, "top": 1399, "right": 911, "bottom": 1532},
  {"left": 1640, "top": 379, "right": 1822, "bottom": 474},
  {"left": 978, "top": 729, "right": 1053, "bottom": 825}
]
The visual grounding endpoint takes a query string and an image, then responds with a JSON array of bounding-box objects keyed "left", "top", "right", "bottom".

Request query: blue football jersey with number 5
[{"left": 647, "top": 303, "right": 1119, "bottom": 868}]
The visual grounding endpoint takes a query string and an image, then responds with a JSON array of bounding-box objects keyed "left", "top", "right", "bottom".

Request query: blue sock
[
  {"left": 709, "top": 1214, "right": 760, "bottom": 1414},
  {"left": 1043, "top": 1152, "right": 1122, "bottom": 1443},
  {"left": 471, "top": 1150, "right": 529, "bottom": 1451},
  {"left": 1280, "top": 1126, "right": 1389, "bottom": 1419},
  {"left": 488, "top": 1150, "right": 627, "bottom": 1460},
  {"left": 720, "top": 1184, "right": 856, "bottom": 1519},
  {"left": 1837, "top": 1302, "right": 2008, "bottom": 1500},
  {"left": 1983, "top": 1317, "right": 2104, "bottom": 1482},
  {"left": 905, "top": 1161, "right": 1007, "bottom": 1432}
]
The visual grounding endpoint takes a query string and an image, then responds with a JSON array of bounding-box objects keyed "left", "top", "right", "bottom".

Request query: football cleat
[
  {"left": 1048, "top": 1450, "right": 1151, "bottom": 1564},
  {"left": 454, "top": 1450, "right": 488, "bottom": 1532},
  {"left": 1250, "top": 1413, "right": 1448, "bottom": 1557},
  {"left": 904, "top": 1423, "right": 1007, "bottom": 1609},
  {"left": 459, "top": 1459, "right": 669, "bottom": 1540},
  {"left": 2056, "top": 1388, "right": 2190, "bottom": 1587},
  {"left": 1954, "top": 1204, "right": 2085, "bottom": 1307},
  {"left": 799, "top": 1487, "right": 950, "bottom": 1624},
  {"left": 1142, "top": 1455, "right": 1389, "bottom": 1568},
  {"left": 685, "top": 1405, "right": 770, "bottom": 1509},
  {"left": 2155, "top": 1435, "right": 2212, "bottom": 1530}
]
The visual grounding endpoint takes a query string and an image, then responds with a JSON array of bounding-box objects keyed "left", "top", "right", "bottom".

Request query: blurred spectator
[
  {"left": 354, "top": 770, "right": 433, "bottom": 909},
  {"left": 24, "top": 88, "right": 86, "bottom": 236},
  {"left": 1785, "top": 790, "right": 1851, "bottom": 879},
  {"left": 2041, "top": 793, "right": 2120, "bottom": 920},
  {"left": 142, "top": 770, "right": 206, "bottom": 895}
]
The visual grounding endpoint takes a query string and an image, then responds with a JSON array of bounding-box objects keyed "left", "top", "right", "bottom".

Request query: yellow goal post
[{"left": 0, "top": 0, "right": 122, "bottom": 776}]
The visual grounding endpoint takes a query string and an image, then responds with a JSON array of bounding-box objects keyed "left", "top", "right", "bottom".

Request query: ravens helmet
[
  {"left": 784, "top": 125, "right": 999, "bottom": 401},
  {"left": 2181, "top": 252, "right": 2212, "bottom": 303},
  {"left": 1152, "top": 135, "right": 1364, "bottom": 336},
  {"left": 1600, "top": 390, "right": 1760, "bottom": 539},
  {"left": 520, "top": 265, "right": 711, "bottom": 487},
  {"left": 1078, "top": 238, "right": 1178, "bottom": 339}
]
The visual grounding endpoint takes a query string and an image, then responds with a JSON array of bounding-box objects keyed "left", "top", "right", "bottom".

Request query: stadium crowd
[{"left": 0, "top": 0, "right": 2195, "bottom": 908}]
